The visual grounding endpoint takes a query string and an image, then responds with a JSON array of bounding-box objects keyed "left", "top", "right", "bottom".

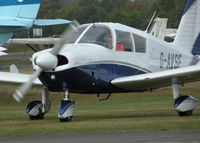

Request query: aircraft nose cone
[{"left": 35, "top": 52, "right": 58, "bottom": 70}]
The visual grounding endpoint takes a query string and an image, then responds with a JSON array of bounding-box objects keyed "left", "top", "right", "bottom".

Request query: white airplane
[{"left": 1, "top": 0, "right": 199, "bottom": 122}]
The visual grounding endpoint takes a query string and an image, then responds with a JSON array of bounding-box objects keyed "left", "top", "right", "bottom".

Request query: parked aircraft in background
[
  {"left": 8, "top": 13, "right": 177, "bottom": 50},
  {"left": 0, "top": 0, "right": 71, "bottom": 46},
  {"left": 0, "top": 0, "right": 199, "bottom": 122},
  {"left": 146, "top": 15, "right": 177, "bottom": 42}
]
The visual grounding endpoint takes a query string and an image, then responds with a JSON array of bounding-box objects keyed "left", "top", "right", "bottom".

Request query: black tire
[
  {"left": 29, "top": 113, "right": 44, "bottom": 120},
  {"left": 59, "top": 116, "right": 73, "bottom": 122},
  {"left": 178, "top": 110, "right": 193, "bottom": 116}
]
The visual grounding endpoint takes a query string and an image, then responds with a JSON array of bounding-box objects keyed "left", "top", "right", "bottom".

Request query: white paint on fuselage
[{"left": 32, "top": 22, "right": 194, "bottom": 74}]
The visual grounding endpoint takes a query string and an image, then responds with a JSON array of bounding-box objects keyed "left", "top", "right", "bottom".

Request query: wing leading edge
[
  {"left": 8, "top": 38, "right": 60, "bottom": 45},
  {"left": 111, "top": 65, "right": 200, "bottom": 91},
  {"left": 33, "top": 19, "right": 71, "bottom": 26},
  {"left": 0, "top": 19, "right": 26, "bottom": 27}
]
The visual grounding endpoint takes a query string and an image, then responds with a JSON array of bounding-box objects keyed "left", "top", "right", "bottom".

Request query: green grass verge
[{"left": 0, "top": 84, "right": 199, "bottom": 136}]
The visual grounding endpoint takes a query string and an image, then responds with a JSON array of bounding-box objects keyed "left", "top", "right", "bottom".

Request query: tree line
[{"left": 19, "top": 0, "right": 187, "bottom": 37}]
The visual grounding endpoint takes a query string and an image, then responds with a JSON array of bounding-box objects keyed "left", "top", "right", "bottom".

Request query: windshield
[
  {"left": 78, "top": 25, "right": 113, "bottom": 49},
  {"left": 65, "top": 25, "right": 87, "bottom": 44}
]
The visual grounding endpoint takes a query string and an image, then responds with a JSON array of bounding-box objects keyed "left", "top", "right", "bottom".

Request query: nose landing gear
[
  {"left": 58, "top": 89, "right": 75, "bottom": 122},
  {"left": 26, "top": 88, "right": 51, "bottom": 120}
]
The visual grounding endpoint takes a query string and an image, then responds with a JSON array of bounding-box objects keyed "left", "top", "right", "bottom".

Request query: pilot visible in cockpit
[{"left": 104, "top": 33, "right": 113, "bottom": 49}]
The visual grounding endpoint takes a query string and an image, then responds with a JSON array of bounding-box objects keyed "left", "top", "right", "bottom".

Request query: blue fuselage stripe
[
  {"left": 192, "top": 33, "right": 200, "bottom": 55},
  {"left": 39, "top": 64, "right": 147, "bottom": 93},
  {"left": 0, "top": 0, "right": 41, "bottom": 6}
]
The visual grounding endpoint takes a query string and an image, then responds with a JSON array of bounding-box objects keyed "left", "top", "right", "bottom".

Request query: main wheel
[
  {"left": 178, "top": 110, "right": 193, "bottom": 116},
  {"left": 59, "top": 116, "right": 73, "bottom": 122},
  {"left": 29, "top": 113, "right": 44, "bottom": 120}
]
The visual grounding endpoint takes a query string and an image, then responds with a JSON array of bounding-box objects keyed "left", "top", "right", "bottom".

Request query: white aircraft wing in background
[
  {"left": 111, "top": 65, "right": 200, "bottom": 91},
  {"left": 0, "top": 47, "right": 8, "bottom": 56},
  {"left": 33, "top": 19, "right": 71, "bottom": 26},
  {"left": 0, "top": 71, "right": 42, "bottom": 86},
  {"left": 8, "top": 37, "right": 60, "bottom": 45}
]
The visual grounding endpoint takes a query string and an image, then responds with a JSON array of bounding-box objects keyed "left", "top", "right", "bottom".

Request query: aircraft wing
[
  {"left": 8, "top": 38, "right": 60, "bottom": 45},
  {"left": 111, "top": 65, "right": 200, "bottom": 91},
  {"left": 0, "top": 72, "right": 42, "bottom": 86},
  {"left": 33, "top": 19, "right": 71, "bottom": 26}
]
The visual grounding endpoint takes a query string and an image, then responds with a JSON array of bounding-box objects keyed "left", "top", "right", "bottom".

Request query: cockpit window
[
  {"left": 115, "top": 30, "right": 133, "bottom": 52},
  {"left": 65, "top": 26, "right": 87, "bottom": 44},
  {"left": 79, "top": 26, "right": 113, "bottom": 49}
]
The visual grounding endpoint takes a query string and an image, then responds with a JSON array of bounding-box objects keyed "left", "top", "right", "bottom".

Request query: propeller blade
[
  {"left": 12, "top": 68, "right": 42, "bottom": 102},
  {"left": 50, "top": 20, "right": 79, "bottom": 56}
]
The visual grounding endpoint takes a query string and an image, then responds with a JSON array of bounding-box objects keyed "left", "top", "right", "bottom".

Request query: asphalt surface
[{"left": 0, "top": 130, "right": 199, "bottom": 143}]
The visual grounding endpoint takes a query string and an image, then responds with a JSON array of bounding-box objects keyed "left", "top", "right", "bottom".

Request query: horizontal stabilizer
[
  {"left": 0, "top": 19, "right": 26, "bottom": 27},
  {"left": 33, "top": 19, "right": 71, "bottom": 26}
]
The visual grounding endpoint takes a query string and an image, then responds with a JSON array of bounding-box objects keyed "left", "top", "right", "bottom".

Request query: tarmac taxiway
[{"left": 0, "top": 130, "right": 199, "bottom": 143}]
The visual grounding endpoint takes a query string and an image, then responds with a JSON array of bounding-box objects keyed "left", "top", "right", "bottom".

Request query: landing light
[{"left": 51, "top": 74, "right": 56, "bottom": 80}]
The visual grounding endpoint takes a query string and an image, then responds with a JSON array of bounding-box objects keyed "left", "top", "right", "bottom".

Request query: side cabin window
[
  {"left": 115, "top": 30, "right": 133, "bottom": 52},
  {"left": 132, "top": 33, "right": 146, "bottom": 53},
  {"left": 79, "top": 26, "right": 113, "bottom": 49}
]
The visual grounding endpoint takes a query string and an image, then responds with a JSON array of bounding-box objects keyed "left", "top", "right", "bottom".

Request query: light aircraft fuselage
[{"left": 32, "top": 23, "right": 194, "bottom": 93}]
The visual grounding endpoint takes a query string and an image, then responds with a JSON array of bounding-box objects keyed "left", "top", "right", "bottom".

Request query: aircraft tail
[
  {"left": 173, "top": 0, "right": 200, "bottom": 55},
  {"left": 0, "top": 0, "right": 41, "bottom": 19},
  {"left": 0, "top": 0, "right": 41, "bottom": 45}
]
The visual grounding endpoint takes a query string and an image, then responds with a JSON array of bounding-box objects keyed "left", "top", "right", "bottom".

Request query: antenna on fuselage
[{"left": 145, "top": 11, "right": 156, "bottom": 33}]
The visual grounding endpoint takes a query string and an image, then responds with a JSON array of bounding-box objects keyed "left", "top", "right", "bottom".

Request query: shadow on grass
[{"left": 42, "top": 110, "right": 200, "bottom": 122}]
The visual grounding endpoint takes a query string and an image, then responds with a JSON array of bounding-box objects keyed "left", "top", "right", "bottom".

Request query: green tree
[
  {"left": 152, "top": 0, "right": 187, "bottom": 28},
  {"left": 28, "top": 0, "right": 188, "bottom": 37}
]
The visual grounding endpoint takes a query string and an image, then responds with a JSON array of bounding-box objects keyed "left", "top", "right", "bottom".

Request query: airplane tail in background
[
  {"left": 173, "top": 0, "right": 200, "bottom": 55},
  {"left": 0, "top": 0, "right": 41, "bottom": 19},
  {"left": 0, "top": 0, "right": 41, "bottom": 45},
  {"left": 0, "top": 0, "right": 71, "bottom": 46}
]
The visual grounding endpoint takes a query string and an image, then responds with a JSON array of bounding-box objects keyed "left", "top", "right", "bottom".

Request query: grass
[{"left": 0, "top": 84, "right": 199, "bottom": 136}]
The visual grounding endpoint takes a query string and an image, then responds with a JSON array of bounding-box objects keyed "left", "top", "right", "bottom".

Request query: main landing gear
[
  {"left": 58, "top": 89, "right": 75, "bottom": 122},
  {"left": 172, "top": 83, "right": 198, "bottom": 116},
  {"left": 26, "top": 87, "right": 51, "bottom": 120}
]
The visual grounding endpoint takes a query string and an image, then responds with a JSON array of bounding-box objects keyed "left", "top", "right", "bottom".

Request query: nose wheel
[
  {"left": 58, "top": 89, "right": 75, "bottom": 122},
  {"left": 26, "top": 87, "right": 51, "bottom": 120}
]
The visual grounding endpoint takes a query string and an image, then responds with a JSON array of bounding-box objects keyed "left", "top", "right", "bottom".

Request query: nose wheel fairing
[
  {"left": 38, "top": 63, "right": 146, "bottom": 93},
  {"left": 58, "top": 100, "right": 75, "bottom": 122}
]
